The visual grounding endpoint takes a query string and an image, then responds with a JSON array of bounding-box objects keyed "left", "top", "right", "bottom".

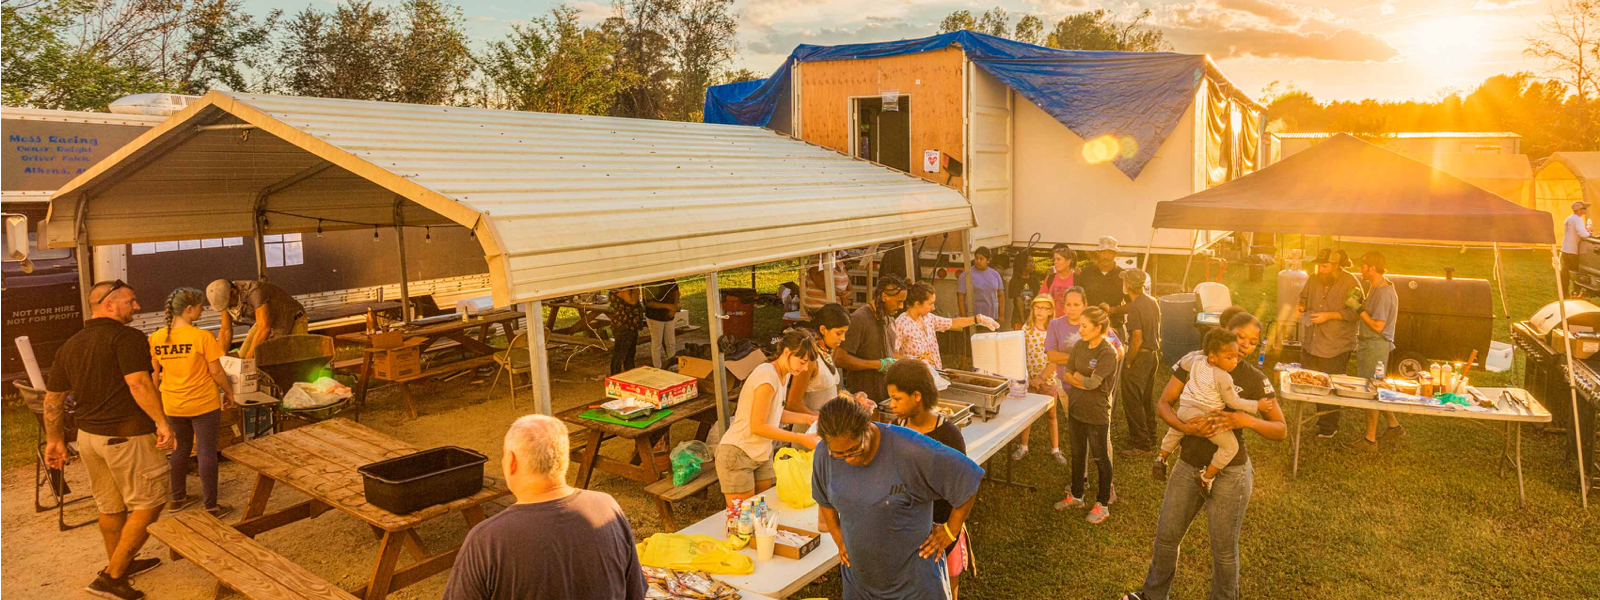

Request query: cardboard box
[
  {"left": 773, "top": 525, "right": 821, "bottom": 560},
  {"left": 606, "top": 366, "right": 698, "bottom": 407},
  {"left": 677, "top": 351, "right": 769, "bottom": 396},
  {"left": 369, "top": 339, "right": 425, "bottom": 380},
  {"left": 219, "top": 356, "right": 259, "bottom": 394},
  {"left": 370, "top": 330, "right": 406, "bottom": 349},
  {"left": 1554, "top": 328, "right": 1600, "bottom": 360}
]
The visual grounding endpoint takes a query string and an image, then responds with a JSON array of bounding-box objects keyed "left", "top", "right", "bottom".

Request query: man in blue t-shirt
[{"left": 812, "top": 398, "right": 984, "bottom": 600}]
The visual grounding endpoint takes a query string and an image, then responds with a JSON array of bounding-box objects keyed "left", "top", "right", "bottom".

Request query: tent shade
[
  {"left": 1534, "top": 152, "right": 1600, "bottom": 232},
  {"left": 705, "top": 30, "right": 1260, "bottom": 180},
  {"left": 45, "top": 91, "right": 974, "bottom": 306},
  {"left": 1151, "top": 134, "right": 1555, "bottom": 245}
]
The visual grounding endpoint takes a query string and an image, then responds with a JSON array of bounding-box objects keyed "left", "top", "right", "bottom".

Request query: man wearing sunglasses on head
[
  {"left": 45, "top": 280, "right": 177, "bottom": 600},
  {"left": 811, "top": 384, "right": 984, "bottom": 600}
]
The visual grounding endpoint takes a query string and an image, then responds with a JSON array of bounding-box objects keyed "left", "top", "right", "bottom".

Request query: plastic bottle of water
[
  {"left": 1374, "top": 361, "right": 1386, "bottom": 381},
  {"left": 1257, "top": 352, "right": 1266, "bottom": 369}
]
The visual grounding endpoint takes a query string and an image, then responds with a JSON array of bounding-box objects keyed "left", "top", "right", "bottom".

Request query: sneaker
[
  {"left": 1085, "top": 503, "right": 1110, "bottom": 523},
  {"left": 124, "top": 557, "right": 161, "bottom": 579},
  {"left": 1010, "top": 445, "right": 1029, "bottom": 461},
  {"left": 1316, "top": 428, "right": 1339, "bottom": 439},
  {"left": 205, "top": 504, "right": 234, "bottom": 520},
  {"left": 1054, "top": 494, "right": 1085, "bottom": 511},
  {"left": 1120, "top": 593, "right": 1150, "bottom": 600},
  {"left": 1118, "top": 447, "right": 1150, "bottom": 458},
  {"left": 1196, "top": 473, "right": 1214, "bottom": 499},
  {"left": 1383, "top": 424, "right": 1407, "bottom": 439},
  {"left": 86, "top": 571, "right": 145, "bottom": 600},
  {"left": 166, "top": 496, "right": 197, "bottom": 512},
  {"left": 1050, "top": 448, "right": 1068, "bottom": 465},
  {"left": 1151, "top": 458, "right": 1168, "bottom": 481}
]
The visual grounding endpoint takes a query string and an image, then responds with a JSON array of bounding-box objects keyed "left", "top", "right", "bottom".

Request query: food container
[
  {"left": 358, "top": 446, "right": 487, "bottom": 514},
  {"left": 939, "top": 369, "right": 1008, "bottom": 420},
  {"left": 601, "top": 398, "right": 655, "bottom": 420},
  {"left": 1329, "top": 375, "right": 1378, "bottom": 399},
  {"left": 1283, "top": 368, "right": 1333, "bottom": 396},
  {"left": 772, "top": 525, "right": 821, "bottom": 560},
  {"left": 1385, "top": 379, "right": 1421, "bottom": 396},
  {"left": 605, "top": 367, "right": 699, "bottom": 408},
  {"left": 876, "top": 399, "right": 974, "bottom": 428}
]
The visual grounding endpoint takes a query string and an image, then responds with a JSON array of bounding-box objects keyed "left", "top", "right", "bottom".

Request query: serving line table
[
  {"left": 337, "top": 310, "right": 524, "bottom": 418},
  {"left": 1277, "top": 374, "right": 1550, "bottom": 505},
  {"left": 675, "top": 393, "right": 1054, "bottom": 599},
  {"left": 221, "top": 419, "right": 511, "bottom": 600}
]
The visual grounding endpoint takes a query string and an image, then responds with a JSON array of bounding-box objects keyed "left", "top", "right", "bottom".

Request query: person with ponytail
[
  {"left": 788, "top": 304, "right": 876, "bottom": 415},
  {"left": 716, "top": 330, "right": 821, "bottom": 507},
  {"left": 148, "top": 287, "right": 235, "bottom": 517}
]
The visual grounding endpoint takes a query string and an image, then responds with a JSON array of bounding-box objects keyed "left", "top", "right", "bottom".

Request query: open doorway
[{"left": 852, "top": 96, "right": 911, "bottom": 174}]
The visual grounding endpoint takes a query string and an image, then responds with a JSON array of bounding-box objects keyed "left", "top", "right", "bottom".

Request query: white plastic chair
[{"left": 1193, "top": 282, "right": 1232, "bottom": 312}]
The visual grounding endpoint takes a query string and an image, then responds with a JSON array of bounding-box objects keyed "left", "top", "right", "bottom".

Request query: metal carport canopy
[{"left": 43, "top": 91, "right": 975, "bottom": 307}]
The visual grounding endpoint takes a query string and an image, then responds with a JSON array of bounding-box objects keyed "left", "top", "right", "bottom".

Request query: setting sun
[{"left": 1402, "top": 15, "right": 1494, "bottom": 74}]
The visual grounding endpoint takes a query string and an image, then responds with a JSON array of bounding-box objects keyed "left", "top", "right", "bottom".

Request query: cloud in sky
[
  {"left": 1379, "top": 3, "right": 1395, "bottom": 16},
  {"left": 1473, "top": 0, "right": 1537, "bottom": 9},
  {"left": 746, "top": 20, "right": 934, "bottom": 56},
  {"left": 1156, "top": 0, "right": 1399, "bottom": 61}
]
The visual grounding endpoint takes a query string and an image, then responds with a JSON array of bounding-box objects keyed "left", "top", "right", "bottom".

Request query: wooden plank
[
  {"left": 388, "top": 354, "right": 497, "bottom": 383},
  {"left": 298, "top": 425, "right": 409, "bottom": 463},
  {"left": 151, "top": 512, "right": 359, "bottom": 600},
  {"left": 318, "top": 420, "right": 416, "bottom": 455},
  {"left": 233, "top": 500, "right": 328, "bottom": 538},
  {"left": 231, "top": 435, "right": 403, "bottom": 530},
  {"left": 556, "top": 396, "right": 717, "bottom": 440},
  {"left": 643, "top": 460, "right": 718, "bottom": 501}
]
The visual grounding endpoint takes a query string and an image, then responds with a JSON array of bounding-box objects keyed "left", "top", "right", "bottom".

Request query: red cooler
[{"left": 720, "top": 288, "right": 758, "bottom": 338}]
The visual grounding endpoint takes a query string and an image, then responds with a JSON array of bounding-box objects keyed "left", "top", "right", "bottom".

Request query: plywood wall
[{"left": 797, "top": 48, "right": 965, "bottom": 191}]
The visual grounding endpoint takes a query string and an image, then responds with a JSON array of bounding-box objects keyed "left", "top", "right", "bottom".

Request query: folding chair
[
  {"left": 14, "top": 382, "right": 95, "bottom": 531},
  {"left": 491, "top": 332, "right": 533, "bottom": 408}
]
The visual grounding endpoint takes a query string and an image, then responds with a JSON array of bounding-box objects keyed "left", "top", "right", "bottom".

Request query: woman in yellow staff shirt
[{"left": 150, "top": 288, "right": 235, "bottom": 517}]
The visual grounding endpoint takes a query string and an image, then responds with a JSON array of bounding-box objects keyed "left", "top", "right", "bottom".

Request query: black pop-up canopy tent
[{"left": 1150, "top": 133, "right": 1585, "bottom": 507}]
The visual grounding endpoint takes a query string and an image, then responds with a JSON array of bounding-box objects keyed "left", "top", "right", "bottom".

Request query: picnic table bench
[
  {"left": 151, "top": 510, "right": 359, "bottom": 600},
  {"left": 222, "top": 419, "right": 509, "bottom": 600},
  {"left": 642, "top": 459, "right": 719, "bottom": 530}
]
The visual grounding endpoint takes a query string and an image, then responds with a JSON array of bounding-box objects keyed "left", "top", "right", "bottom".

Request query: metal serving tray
[
  {"left": 939, "top": 369, "right": 1008, "bottom": 420},
  {"left": 1328, "top": 374, "right": 1378, "bottom": 400},
  {"left": 875, "top": 399, "right": 976, "bottom": 428}
]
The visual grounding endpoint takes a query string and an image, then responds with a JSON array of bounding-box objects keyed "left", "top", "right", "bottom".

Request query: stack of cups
[{"left": 756, "top": 514, "right": 778, "bottom": 561}]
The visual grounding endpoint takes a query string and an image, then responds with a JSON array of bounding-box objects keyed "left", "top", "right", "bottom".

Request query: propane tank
[{"left": 1275, "top": 253, "right": 1309, "bottom": 347}]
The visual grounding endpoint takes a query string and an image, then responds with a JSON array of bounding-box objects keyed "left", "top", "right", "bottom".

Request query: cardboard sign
[{"left": 924, "top": 150, "right": 941, "bottom": 173}]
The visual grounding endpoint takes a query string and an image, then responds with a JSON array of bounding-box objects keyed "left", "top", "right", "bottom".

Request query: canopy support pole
[
  {"left": 525, "top": 301, "right": 552, "bottom": 415},
  {"left": 251, "top": 211, "right": 268, "bottom": 282},
  {"left": 74, "top": 195, "right": 95, "bottom": 315},
  {"left": 1143, "top": 228, "right": 1157, "bottom": 275},
  {"left": 1181, "top": 230, "right": 1198, "bottom": 290},
  {"left": 825, "top": 252, "right": 838, "bottom": 304},
  {"left": 963, "top": 232, "right": 976, "bottom": 355},
  {"left": 1493, "top": 243, "right": 1511, "bottom": 318},
  {"left": 905, "top": 238, "right": 917, "bottom": 283},
  {"left": 393, "top": 199, "right": 412, "bottom": 324},
  {"left": 706, "top": 272, "right": 730, "bottom": 427},
  {"left": 1553, "top": 245, "right": 1590, "bottom": 508}
]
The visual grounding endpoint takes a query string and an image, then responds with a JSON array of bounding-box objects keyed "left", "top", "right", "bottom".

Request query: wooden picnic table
[
  {"left": 221, "top": 419, "right": 509, "bottom": 600},
  {"left": 306, "top": 300, "right": 404, "bottom": 324},
  {"left": 336, "top": 310, "right": 523, "bottom": 418},
  {"left": 545, "top": 300, "right": 614, "bottom": 350},
  {"left": 557, "top": 395, "right": 719, "bottom": 488}
]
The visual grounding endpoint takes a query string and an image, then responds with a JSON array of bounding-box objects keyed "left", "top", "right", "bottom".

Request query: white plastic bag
[{"left": 281, "top": 377, "right": 352, "bottom": 409}]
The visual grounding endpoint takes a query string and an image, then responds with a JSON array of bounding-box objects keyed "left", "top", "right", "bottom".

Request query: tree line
[{"left": 2, "top": 0, "right": 747, "bottom": 121}]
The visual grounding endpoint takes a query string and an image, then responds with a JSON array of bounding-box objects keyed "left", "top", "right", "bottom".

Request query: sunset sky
[{"left": 256, "top": 0, "right": 1560, "bottom": 102}]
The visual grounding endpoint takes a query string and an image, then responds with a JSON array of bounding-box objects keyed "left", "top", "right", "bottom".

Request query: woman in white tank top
[{"left": 787, "top": 304, "right": 858, "bottom": 414}]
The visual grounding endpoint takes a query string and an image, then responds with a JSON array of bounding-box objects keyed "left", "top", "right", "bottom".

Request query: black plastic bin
[{"left": 358, "top": 446, "right": 487, "bottom": 514}]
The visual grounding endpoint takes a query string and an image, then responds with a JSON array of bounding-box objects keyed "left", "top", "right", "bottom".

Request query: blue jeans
[
  {"left": 1141, "top": 458, "right": 1253, "bottom": 600},
  {"left": 169, "top": 409, "right": 221, "bottom": 508}
]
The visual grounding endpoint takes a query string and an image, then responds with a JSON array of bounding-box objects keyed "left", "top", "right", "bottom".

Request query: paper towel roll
[{"left": 15, "top": 335, "right": 45, "bottom": 389}]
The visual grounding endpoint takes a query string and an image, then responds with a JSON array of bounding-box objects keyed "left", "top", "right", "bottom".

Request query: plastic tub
[{"left": 358, "top": 446, "right": 487, "bottom": 514}]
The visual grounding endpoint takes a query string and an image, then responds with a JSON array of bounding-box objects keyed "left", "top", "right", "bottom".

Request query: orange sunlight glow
[
  {"left": 1402, "top": 15, "right": 1492, "bottom": 75},
  {"left": 1082, "top": 135, "right": 1120, "bottom": 164}
]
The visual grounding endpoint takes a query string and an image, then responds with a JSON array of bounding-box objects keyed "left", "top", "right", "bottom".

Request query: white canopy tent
[{"left": 44, "top": 91, "right": 975, "bottom": 419}]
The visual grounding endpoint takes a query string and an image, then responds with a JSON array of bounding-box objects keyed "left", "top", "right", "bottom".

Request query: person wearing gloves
[
  {"left": 205, "top": 279, "right": 306, "bottom": 359},
  {"left": 891, "top": 282, "right": 998, "bottom": 371},
  {"left": 838, "top": 276, "right": 909, "bottom": 401},
  {"left": 716, "top": 330, "right": 821, "bottom": 508}
]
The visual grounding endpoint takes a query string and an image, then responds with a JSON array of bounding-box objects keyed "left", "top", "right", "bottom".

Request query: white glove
[{"left": 977, "top": 315, "right": 999, "bottom": 330}]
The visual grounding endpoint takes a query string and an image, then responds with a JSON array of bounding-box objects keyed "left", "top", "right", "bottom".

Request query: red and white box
[{"left": 605, "top": 367, "right": 699, "bottom": 408}]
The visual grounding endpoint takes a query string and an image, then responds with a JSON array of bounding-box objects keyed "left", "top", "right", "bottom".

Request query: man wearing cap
[
  {"left": 1297, "top": 249, "right": 1362, "bottom": 438},
  {"left": 207, "top": 279, "right": 307, "bottom": 359},
  {"left": 1562, "top": 201, "right": 1591, "bottom": 296},
  {"left": 837, "top": 275, "right": 908, "bottom": 401},
  {"left": 1356, "top": 251, "right": 1404, "bottom": 446},
  {"left": 1119, "top": 268, "right": 1162, "bottom": 455},
  {"left": 1079, "top": 236, "right": 1128, "bottom": 332}
]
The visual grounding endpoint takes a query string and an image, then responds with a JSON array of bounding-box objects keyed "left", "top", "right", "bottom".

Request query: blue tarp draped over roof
[{"left": 704, "top": 30, "right": 1247, "bottom": 180}]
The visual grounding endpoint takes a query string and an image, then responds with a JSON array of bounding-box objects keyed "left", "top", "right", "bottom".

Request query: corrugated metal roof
[
  {"left": 2, "top": 107, "right": 168, "bottom": 125},
  {"left": 45, "top": 91, "right": 973, "bottom": 306}
]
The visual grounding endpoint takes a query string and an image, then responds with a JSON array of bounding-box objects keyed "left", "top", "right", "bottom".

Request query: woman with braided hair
[{"left": 148, "top": 287, "right": 235, "bottom": 517}]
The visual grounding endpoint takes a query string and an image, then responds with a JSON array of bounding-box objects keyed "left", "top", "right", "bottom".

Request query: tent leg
[
  {"left": 706, "top": 272, "right": 730, "bottom": 428},
  {"left": 252, "top": 211, "right": 269, "bottom": 282},
  {"left": 905, "top": 238, "right": 917, "bottom": 283},
  {"left": 1143, "top": 228, "right": 1158, "bottom": 277},
  {"left": 1181, "top": 230, "right": 1198, "bottom": 290},
  {"left": 825, "top": 252, "right": 838, "bottom": 304},
  {"left": 1493, "top": 243, "right": 1511, "bottom": 318},
  {"left": 1553, "top": 245, "right": 1590, "bottom": 509},
  {"left": 525, "top": 301, "right": 552, "bottom": 416},
  {"left": 393, "top": 200, "right": 411, "bottom": 324}
]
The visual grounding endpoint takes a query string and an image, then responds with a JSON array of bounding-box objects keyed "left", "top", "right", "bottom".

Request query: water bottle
[
  {"left": 1257, "top": 352, "right": 1266, "bottom": 369},
  {"left": 1374, "top": 360, "right": 1386, "bottom": 381}
]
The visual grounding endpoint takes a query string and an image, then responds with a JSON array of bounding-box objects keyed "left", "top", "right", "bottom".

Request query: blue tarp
[{"left": 705, "top": 30, "right": 1225, "bottom": 180}]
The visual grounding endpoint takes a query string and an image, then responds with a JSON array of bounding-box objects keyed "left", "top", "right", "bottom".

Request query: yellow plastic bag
[
  {"left": 774, "top": 447, "right": 816, "bottom": 509},
  {"left": 636, "top": 533, "right": 755, "bottom": 575}
]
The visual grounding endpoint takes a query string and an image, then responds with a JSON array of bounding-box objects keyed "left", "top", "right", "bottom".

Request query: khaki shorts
[
  {"left": 715, "top": 444, "right": 775, "bottom": 494},
  {"left": 78, "top": 432, "right": 169, "bottom": 513}
]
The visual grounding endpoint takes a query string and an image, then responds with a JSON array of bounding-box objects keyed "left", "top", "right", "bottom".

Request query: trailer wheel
[{"left": 1393, "top": 351, "right": 1428, "bottom": 379}]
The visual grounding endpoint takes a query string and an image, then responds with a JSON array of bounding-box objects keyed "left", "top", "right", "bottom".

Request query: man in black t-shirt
[
  {"left": 46, "top": 280, "right": 176, "bottom": 600},
  {"left": 1119, "top": 269, "right": 1162, "bottom": 454},
  {"left": 837, "top": 275, "right": 908, "bottom": 401},
  {"left": 445, "top": 415, "right": 645, "bottom": 600}
]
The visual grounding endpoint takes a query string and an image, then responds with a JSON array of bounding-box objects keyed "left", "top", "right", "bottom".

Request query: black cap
[{"left": 1314, "top": 248, "right": 1352, "bottom": 268}]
